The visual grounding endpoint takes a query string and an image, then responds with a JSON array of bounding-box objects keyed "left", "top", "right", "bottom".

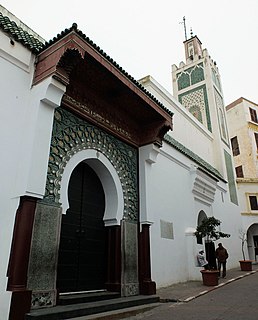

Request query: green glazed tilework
[
  {"left": 224, "top": 150, "right": 238, "bottom": 205},
  {"left": 214, "top": 87, "right": 229, "bottom": 144},
  {"left": 191, "top": 65, "right": 205, "bottom": 85},
  {"left": 178, "top": 84, "right": 212, "bottom": 132},
  {"left": 44, "top": 107, "right": 139, "bottom": 221},
  {"left": 164, "top": 134, "right": 223, "bottom": 180},
  {"left": 211, "top": 68, "right": 221, "bottom": 92},
  {"left": 177, "top": 63, "right": 204, "bottom": 91},
  {"left": 178, "top": 72, "right": 190, "bottom": 90},
  {"left": 0, "top": 12, "right": 45, "bottom": 52},
  {"left": 189, "top": 105, "right": 203, "bottom": 122}
]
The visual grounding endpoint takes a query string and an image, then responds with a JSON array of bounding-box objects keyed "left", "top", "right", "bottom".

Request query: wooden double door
[{"left": 57, "top": 161, "right": 107, "bottom": 293}]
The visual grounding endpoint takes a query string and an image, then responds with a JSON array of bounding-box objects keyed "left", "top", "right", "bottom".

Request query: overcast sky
[{"left": 1, "top": 0, "right": 258, "bottom": 105}]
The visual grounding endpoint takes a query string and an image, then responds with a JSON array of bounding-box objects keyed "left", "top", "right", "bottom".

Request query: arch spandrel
[{"left": 44, "top": 107, "right": 138, "bottom": 222}]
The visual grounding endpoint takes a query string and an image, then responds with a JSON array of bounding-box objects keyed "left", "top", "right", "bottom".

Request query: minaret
[{"left": 172, "top": 33, "right": 238, "bottom": 204}]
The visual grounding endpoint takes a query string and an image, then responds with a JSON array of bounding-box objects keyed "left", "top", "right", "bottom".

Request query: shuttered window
[
  {"left": 231, "top": 136, "right": 240, "bottom": 156},
  {"left": 255, "top": 132, "right": 258, "bottom": 150},
  {"left": 249, "top": 196, "right": 258, "bottom": 210},
  {"left": 235, "top": 165, "right": 244, "bottom": 178},
  {"left": 249, "top": 108, "right": 258, "bottom": 123}
]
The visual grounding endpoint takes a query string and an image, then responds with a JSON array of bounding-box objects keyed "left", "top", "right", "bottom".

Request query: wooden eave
[{"left": 33, "top": 31, "right": 173, "bottom": 147}]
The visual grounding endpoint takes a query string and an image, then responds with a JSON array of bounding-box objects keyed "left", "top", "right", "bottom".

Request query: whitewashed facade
[
  {"left": 139, "top": 76, "right": 242, "bottom": 287},
  {"left": 0, "top": 5, "right": 245, "bottom": 320}
]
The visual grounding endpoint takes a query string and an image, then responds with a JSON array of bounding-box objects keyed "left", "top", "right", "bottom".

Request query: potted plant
[
  {"left": 195, "top": 217, "right": 230, "bottom": 286},
  {"left": 239, "top": 229, "right": 252, "bottom": 271}
]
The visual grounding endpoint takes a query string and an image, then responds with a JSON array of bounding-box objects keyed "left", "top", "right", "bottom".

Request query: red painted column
[
  {"left": 7, "top": 196, "right": 37, "bottom": 320},
  {"left": 105, "top": 225, "right": 121, "bottom": 293},
  {"left": 139, "top": 224, "right": 156, "bottom": 295}
]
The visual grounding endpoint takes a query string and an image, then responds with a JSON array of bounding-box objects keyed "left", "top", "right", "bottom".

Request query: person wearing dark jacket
[{"left": 215, "top": 243, "right": 228, "bottom": 278}]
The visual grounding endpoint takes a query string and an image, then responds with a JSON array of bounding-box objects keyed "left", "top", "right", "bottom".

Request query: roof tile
[
  {"left": 164, "top": 134, "right": 224, "bottom": 181},
  {"left": 0, "top": 13, "right": 173, "bottom": 117},
  {"left": 0, "top": 12, "right": 45, "bottom": 52}
]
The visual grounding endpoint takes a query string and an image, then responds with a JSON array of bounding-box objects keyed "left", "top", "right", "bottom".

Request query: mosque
[{"left": 0, "top": 4, "right": 254, "bottom": 320}]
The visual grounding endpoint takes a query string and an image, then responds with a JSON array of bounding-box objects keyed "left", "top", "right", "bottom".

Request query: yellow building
[{"left": 226, "top": 97, "right": 258, "bottom": 260}]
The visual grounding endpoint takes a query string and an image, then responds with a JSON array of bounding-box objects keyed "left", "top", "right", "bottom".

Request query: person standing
[
  {"left": 215, "top": 243, "right": 228, "bottom": 278},
  {"left": 197, "top": 250, "right": 209, "bottom": 270}
]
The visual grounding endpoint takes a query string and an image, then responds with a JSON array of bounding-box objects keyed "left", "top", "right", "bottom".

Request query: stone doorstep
[
  {"left": 25, "top": 295, "right": 160, "bottom": 320},
  {"left": 59, "top": 291, "right": 121, "bottom": 305},
  {"left": 66, "top": 303, "right": 161, "bottom": 320}
]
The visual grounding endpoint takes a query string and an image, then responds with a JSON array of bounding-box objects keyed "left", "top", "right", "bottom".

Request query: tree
[
  {"left": 195, "top": 217, "right": 231, "bottom": 241},
  {"left": 195, "top": 217, "right": 230, "bottom": 269}
]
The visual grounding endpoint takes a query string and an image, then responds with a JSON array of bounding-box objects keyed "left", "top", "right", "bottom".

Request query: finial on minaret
[
  {"left": 190, "top": 28, "right": 193, "bottom": 38},
  {"left": 180, "top": 16, "right": 188, "bottom": 41}
]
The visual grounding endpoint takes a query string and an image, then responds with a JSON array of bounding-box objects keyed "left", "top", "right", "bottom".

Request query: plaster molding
[{"left": 191, "top": 167, "right": 217, "bottom": 205}]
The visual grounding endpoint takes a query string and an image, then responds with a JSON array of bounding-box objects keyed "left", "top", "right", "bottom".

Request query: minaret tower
[{"left": 172, "top": 32, "right": 238, "bottom": 204}]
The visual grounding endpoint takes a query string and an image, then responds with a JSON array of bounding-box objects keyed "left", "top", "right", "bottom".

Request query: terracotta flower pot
[
  {"left": 239, "top": 260, "right": 253, "bottom": 271},
  {"left": 200, "top": 270, "right": 219, "bottom": 286}
]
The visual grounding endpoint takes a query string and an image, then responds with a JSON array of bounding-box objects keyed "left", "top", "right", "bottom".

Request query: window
[
  {"left": 249, "top": 108, "right": 258, "bottom": 123},
  {"left": 231, "top": 136, "right": 240, "bottom": 156},
  {"left": 255, "top": 132, "right": 258, "bottom": 150},
  {"left": 249, "top": 196, "right": 258, "bottom": 210},
  {"left": 235, "top": 165, "right": 244, "bottom": 178}
]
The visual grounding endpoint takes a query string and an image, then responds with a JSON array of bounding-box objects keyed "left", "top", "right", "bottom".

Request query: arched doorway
[
  {"left": 196, "top": 211, "right": 216, "bottom": 269},
  {"left": 247, "top": 223, "right": 258, "bottom": 261},
  {"left": 57, "top": 161, "right": 107, "bottom": 293},
  {"left": 196, "top": 210, "right": 207, "bottom": 244},
  {"left": 197, "top": 210, "right": 207, "bottom": 227}
]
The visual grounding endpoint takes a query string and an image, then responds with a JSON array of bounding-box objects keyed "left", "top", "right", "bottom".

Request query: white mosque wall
[
  {"left": 0, "top": 29, "right": 65, "bottom": 318},
  {"left": 139, "top": 76, "right": 215, "bottom": 169},
  {"left": 0, "top": 31, "right": 36, "bottom": 319},
  {"left": 139, "top": 141, "right": 242, "bottom": 288}
]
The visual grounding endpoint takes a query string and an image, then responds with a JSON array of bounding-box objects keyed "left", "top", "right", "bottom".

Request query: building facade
[
  {"left": 226, "top": 97, "right": 258, "bottom": 261},
  {"left": 172, "top": 36, "right": 237, "bottom": 203},
  {"left": 0, "top": 5, "right": 243, "bottom": 320}
]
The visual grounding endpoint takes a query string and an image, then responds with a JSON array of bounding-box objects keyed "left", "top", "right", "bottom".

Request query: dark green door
[{"left": 57, "top": 161, "right": 106, "bottom": 293}]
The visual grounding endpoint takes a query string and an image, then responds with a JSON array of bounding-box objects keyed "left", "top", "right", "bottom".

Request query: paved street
[{"left": 124, "top": 270, "right": 258, "bottom": 320}]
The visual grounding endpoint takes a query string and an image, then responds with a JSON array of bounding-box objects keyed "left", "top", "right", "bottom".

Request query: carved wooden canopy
[{"left": 33, "top": 25, "right": 173, "bottom": 147}]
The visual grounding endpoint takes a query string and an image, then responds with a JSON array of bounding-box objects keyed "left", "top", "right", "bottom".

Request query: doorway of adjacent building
[
  {"left": 253, "top": 235, "right": 258, "bottom": 261},
  {"left": 57, "top": 161, "right": 107, "bottom": 293}
]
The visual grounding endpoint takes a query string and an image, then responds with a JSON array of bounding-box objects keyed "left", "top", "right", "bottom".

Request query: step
[
  {"left": 25, "top": 295, "right": 160, "bottom": 320},
  {"left": 59, "top": 291, "right": 121, "bottom": 305},
  {"left": 67, "top": 302, "right": 161, "bottom": 320}
]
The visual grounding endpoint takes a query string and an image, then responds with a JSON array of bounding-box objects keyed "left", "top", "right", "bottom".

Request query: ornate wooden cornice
[
  {"left": 33, "top": 28, "right": 173, "bottom": 147},
  {"left": 62, "top": 94, "right": 134, "bottom": 145}
]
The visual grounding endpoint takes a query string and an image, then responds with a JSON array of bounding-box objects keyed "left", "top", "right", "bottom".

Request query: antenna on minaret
[
  {"left": 180, "top": 16, "right": 188, "bottom": 41},
  {"left": 183, "top": 16, "right": 187, "bottom": 41}
]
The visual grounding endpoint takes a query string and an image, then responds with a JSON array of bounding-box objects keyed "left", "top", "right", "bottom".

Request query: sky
[{"left": 1, "top": 0, "right": 258, "bottom": 105}]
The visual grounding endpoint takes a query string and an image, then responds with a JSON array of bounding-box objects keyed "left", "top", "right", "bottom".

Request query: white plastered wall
[
  {"left": 0, "top": 27, "right": 66, "bottom": 317},
  {"left": 0, "top": 32, "right": 37, "bottom": 318},
  {"left": 139, "top": 141, "right": 242, "bottom": 289},
  {"left": 138, "top": 76, "right": 215, "bottom": 167}
]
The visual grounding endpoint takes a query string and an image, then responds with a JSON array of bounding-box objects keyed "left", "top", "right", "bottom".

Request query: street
[{"left": 124, "top": 271, "right": 258, "bottom": 320}]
